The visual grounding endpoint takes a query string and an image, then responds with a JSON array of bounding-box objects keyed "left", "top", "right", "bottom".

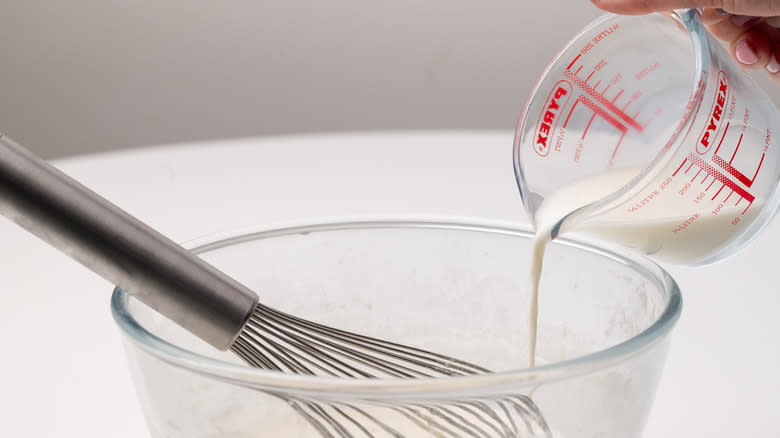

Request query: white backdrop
[{"left": 3, "top": 1, "right": 777, "bottom": 158}]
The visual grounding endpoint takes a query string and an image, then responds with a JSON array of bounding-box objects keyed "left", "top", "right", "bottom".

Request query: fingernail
[
  {"left": 736, "top": 40, "right": 759, "bottom": 65},
  {"left": 767, "top": 56, "right": 780, "bottom": 73},
  {"left": 731, "top": 15, "right": 761, "bottom": 27},
  {"left": 715, "top": 8, "right": 730, "bottom": 15}
]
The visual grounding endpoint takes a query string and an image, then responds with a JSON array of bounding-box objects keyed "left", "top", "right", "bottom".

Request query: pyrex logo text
[
  {"left": 534, "top": 80, "right": 572, "bottom": 157},
  {"left": 697, "top": 71, "right": 729, "bottom": 154}
]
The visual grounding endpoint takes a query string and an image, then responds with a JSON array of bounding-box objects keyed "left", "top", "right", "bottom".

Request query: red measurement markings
[
  {"left": 611, "top": 89, "right": 624, "bottom": 104},
  {"left": 712, "top": 183, "right": 726, "bottom": 199},
  {"left": 691, "top": 168, "right": 702, "bottom": 182},
  {"left": 675, "top": 152, "right": 755, "bottom": 213},
  {"left": 567, "top": 54, "right": 582, "bottom": 71},
  {"left": 673, "top": 157, "right": 688, "bottom": 176},
  {"left": 752, "top": 154, "right": 765, "bottom": 183},
  {"left": 682, "top": 153, "right": 755, "bottom": 213},
  {"left": 730, "top": 134, "right": 741, "bottom": 163},
  {"left": 564, "top": 69, "right": 644, "bottom": 132},
  {"left": 610, "top": 132, "right": 627, "bottom": 161},
  {"left": 711, "top": 130, "right": 765, "bottom": 188},
  {"left": 563, "top": 95, "right": 628, "bottom": 161},
  {"left": 564, "top": 95, "right": 627, "bottom": 135},
  {"left": 713, "top": 122, "right": 730, "bottom": 155},
  {"left": 712, "top": 152, "right": 765, "bottom": 188},
  {"left": 585, "top": 71, "right": 595, "bottom": 82},
  {"left": 622, "top": 95, "right": 638, "bottom": 111},
  {"left": 582, "top": 114, "right": 597, "bottom": 139},
  {"left": 574, "top": 65, "right": 583, "bottom": 75}
]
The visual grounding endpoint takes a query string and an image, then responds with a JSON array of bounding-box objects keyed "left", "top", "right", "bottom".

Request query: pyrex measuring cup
[{"left": 514, "top": 9, "right": 780, "bottom": 265}]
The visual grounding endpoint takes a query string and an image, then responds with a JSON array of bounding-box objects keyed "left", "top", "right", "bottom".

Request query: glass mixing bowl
[{"left": 112, "top": 218, "right": 681, "bottom": 438}]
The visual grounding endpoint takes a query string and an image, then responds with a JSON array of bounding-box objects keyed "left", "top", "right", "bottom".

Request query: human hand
[{"left": 590, "top": 1, "right": 780, "bottom": 82}]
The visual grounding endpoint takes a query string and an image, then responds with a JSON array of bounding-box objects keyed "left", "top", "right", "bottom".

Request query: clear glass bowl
[{"left": 112, "top": 218, "right": 681, "bottom": 438}]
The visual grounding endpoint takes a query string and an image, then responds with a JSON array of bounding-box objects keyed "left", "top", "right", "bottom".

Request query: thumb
[{"left": 591, "top": 0, "right": 780, "bottom": 16}]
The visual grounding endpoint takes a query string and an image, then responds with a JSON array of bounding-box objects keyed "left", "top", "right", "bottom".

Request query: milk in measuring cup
[
  {"left": 517, "top": 10, "right": 780, "bottom": 367},
  {"left": 525, "top": 163, "right": 762, "bottom": 366}
]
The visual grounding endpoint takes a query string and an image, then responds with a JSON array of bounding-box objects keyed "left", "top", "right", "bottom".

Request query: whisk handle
[{"left": 0, "top": 134, "right": 257, "bottom": 350}]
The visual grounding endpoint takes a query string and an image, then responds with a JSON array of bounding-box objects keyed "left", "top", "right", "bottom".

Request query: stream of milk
[
  {"left": 527, "top": 168, "right": 758, "bottom": 366},
  {"left": 527, "top": 168, "right": 639, "bottom": 366}
]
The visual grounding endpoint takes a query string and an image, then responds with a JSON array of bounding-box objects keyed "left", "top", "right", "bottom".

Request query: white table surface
[{"left": 0, "top": 131, "right": 776, "bottom": 437}]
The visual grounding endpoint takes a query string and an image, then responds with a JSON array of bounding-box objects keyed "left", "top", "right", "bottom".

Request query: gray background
[{"left": 1, "top": 1, "right": 778, "bottom": 159}]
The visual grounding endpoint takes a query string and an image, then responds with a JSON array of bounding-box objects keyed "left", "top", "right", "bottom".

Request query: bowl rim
[{"left": 111, "top": 216, "right": 682, "bottom": 398}]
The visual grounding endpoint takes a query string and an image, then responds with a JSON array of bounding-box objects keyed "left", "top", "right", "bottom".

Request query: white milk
[
  {"left": 527, "top": 168, "right": 759, "bottom": 366},
  {"left": 528, "top": 168, "right": 639, "bottom": 367}
]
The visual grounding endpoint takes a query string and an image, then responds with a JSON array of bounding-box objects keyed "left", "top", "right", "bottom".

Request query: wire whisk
[
  {"left": 233, "top": 304, "right": 552, "bottom": 437},
  {"left": 286, "top": 395, "right": 551, "bottom": 438},
  {"left": 232, "top": 303, "right": 489, "bottom": 378},
  {"left": 0, "top": 133, "right": 551, "bottom": 437}
]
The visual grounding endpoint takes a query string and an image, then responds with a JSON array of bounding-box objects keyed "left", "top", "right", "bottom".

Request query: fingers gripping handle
[{"left": 0, "top": 134, "right": 258, "bottom": 350}]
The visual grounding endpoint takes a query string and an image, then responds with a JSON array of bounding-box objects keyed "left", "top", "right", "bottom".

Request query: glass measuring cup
[{"left": 513, "top": 9, "right": 780, "bottom": 265}]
